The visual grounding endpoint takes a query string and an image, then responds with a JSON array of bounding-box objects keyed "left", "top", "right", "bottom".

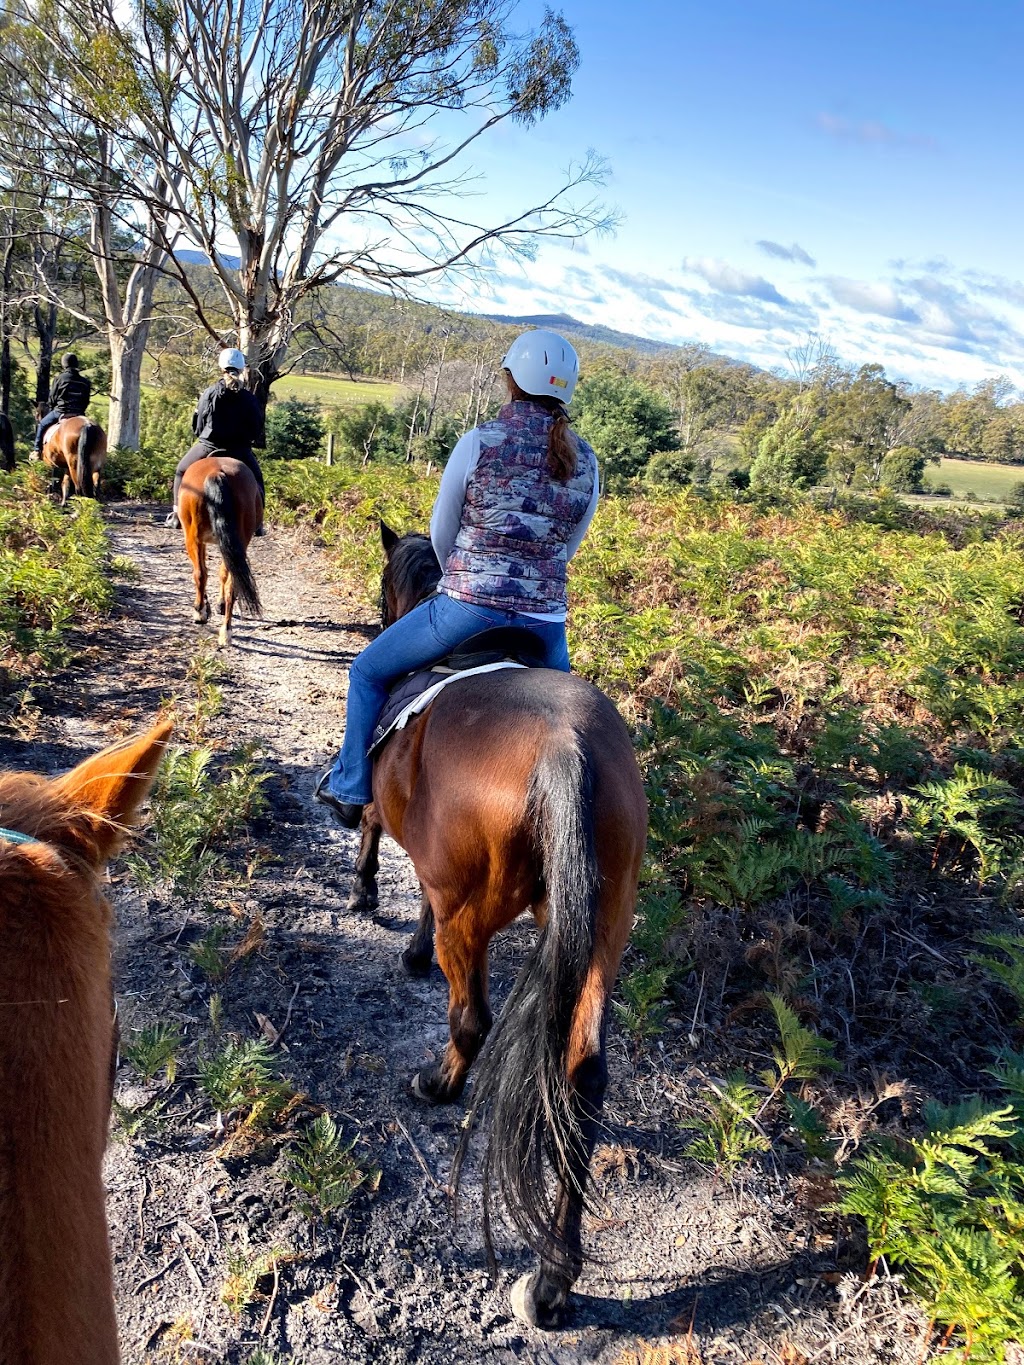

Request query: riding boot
[
  {"left": 253, "top": 523, "right": 266, "bottom": 537},
  {"left": 164, "top": 509, "right": 181, "bottom": 529},
  {"left": 313, "top": 773, "right": 364, "bottom": 829}
]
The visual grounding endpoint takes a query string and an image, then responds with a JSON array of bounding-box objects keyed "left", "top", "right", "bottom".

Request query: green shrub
[{"left": 266, "top": 398, "right": 325, "bottom": 461}]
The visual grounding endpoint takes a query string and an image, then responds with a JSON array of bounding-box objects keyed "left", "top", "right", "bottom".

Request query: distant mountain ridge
[
  {"left": 171, "top": 256, "right": 738, "bottom": 367},
  {"left": 479, "top": 310, "right": 679, "bottom": 356},
  {"left": 175, "top": 248, "right": 242, "bottom": 270}
]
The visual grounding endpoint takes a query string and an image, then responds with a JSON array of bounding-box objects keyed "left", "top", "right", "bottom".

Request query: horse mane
[
  {"left": 379, "top": 532, "right": 441, "bottom": 627},
  {"left": 0, "top": 774, "right": 106, "bottom": 871}
]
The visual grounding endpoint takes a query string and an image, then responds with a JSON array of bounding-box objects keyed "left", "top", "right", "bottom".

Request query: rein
[{"left": 0, "top": 826, "right": 36, "bottom": 846}]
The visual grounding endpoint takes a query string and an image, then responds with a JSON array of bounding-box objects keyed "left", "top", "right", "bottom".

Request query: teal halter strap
[{"left": 0, "top": 827, "right": 36, "bottom": 846}]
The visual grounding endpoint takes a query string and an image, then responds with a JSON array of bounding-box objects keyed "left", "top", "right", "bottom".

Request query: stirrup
[{"left": 313, "top": 772, "right": 365, "bottom": 829}]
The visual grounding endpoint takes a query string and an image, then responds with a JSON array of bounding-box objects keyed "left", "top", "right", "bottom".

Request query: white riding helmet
[
  {"left": 218, "top": 347, "right": 246, "bottom": 372},
  {"left": 501, "top": 329, "right": 579, "bottom": 402}
]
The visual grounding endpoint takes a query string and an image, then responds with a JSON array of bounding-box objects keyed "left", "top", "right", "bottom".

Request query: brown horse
[
  {"left": 41, "top": 415, "right": 107, "bottom": 503},
  {"left": 0, "top": 719, "right": 172, "bottom": 1365},
  {"left": 177, "top": 456, "right": 262, "bottom": 648},
  {"left": 344, "top": 525, "right": 648, "bottom": 1329}
]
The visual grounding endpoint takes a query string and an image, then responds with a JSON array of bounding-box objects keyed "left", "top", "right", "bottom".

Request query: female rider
[
  {"left": 165, "top": 348, "right": 266, "bottom": 533},
  {"left": 316, "top": 328, "right": 600, "bottom": 829}
]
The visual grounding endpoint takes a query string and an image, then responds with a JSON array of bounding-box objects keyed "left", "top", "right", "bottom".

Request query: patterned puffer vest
[{"left": 440, "top": 400, "right": 597, "bottom": 615}]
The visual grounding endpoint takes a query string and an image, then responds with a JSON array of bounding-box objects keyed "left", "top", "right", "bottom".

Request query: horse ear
[
  {"left": 53, "top": 719, "right": 173, "bottom": 867},
  {"left": 380, "top": 521, "right": 399, "bottom": 553}
]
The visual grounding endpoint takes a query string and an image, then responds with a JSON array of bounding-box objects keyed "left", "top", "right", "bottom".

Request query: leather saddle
[{"left": 370, "top": 627, "right": 547, "bottom": 754}]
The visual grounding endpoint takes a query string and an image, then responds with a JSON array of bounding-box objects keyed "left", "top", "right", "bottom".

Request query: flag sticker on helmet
[{"left": 501, "top": 328, "right": 580, "bottom": 402}]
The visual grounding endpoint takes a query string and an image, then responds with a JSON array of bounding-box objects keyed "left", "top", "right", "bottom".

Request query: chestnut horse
[
  {"left": 344, "top": 525, "right": 648, "bottom": 1329},
  {"left": 42, "top": 415, "right": 107, "bottom": 503},
  {"left": 177, "top": 456, "right": 262, "bottom": 648},
  {"left": 0, "top": 719, "right": 172, "bottom": 1364}
]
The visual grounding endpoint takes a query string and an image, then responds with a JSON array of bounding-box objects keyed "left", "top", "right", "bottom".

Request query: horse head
[
  {"left": 378, "top": 520, "right": 441, "bottom": 627},
  {"left": 0, "top": 719, "right": 172, "bottom": 1363}
]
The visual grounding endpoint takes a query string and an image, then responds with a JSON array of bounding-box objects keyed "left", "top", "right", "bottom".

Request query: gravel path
[{"left": 0, "top": 501, "right": 926, "bottom": 1365}]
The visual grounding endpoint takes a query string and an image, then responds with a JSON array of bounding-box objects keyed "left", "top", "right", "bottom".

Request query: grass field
[
  {"left": 922, "top": 455, "right": 1024, "bottom": 501},
  {"left": 270, "top": 373, "right": 404, "bottom": 408}
]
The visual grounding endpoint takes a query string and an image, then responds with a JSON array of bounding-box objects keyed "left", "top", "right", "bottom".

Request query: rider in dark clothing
[
  {"left": 32, "top": 354, "right": 92, "bottom": 454},
  {"left": 165, "top": 348, "right": 266, "bottom": 532}
]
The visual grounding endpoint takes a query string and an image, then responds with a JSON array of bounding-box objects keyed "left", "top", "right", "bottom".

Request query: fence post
[{"left": 326, "top": 432, "right": 334, "bottom": 466}]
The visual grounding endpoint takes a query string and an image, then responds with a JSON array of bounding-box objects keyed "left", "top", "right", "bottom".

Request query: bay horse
[
  {"left": 177, "top": 455, "right": 262, "bottom": 648},
  {"left": 41, "top": 415, "right": 107, "bottom": 503},
  {"left": 344, "top": 524, "right": 648, "bottom": 1329},
  {"left": 0, "top": 719, "right": 172, "bottom": 1365}
]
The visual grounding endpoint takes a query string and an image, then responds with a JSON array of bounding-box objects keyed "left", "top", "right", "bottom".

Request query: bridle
[{"left": 0, "top": 826, "right": 36, "bottom": 846}]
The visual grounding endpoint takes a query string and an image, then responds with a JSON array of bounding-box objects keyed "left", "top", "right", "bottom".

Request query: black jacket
[
  {"left": 49, "top": 369, "right": 91, "bottom": 416},
  {"left": 192, "top": 380, "right": 265, "bottom": 449}
]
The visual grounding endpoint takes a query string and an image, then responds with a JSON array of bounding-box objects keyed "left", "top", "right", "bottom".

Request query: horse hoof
[
  {"left": 401, "top": 947, "right": 432, "bottom": 977},
  {"left": 410, "top": 1069, "right": 446, "bottom": 1104},
  {"left": 192, "top": 612, "right": 204, "bottom": 625},
  {"left": 511, "top": 1273, "right": 541, "bottom": 1328},
  {"left": 216, "top": 601, "right": 226, "bottom": 616},
  {"left": 510, "top": 1272, "right": 567, "bottom": 1330},
  {"left": 345, "top": 888, "right": 378, "bottom": 913},
  {"left": 410, "top": 1067, "right": 462, "bottom": 1106}
]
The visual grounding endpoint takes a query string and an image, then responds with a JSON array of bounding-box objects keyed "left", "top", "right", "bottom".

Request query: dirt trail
[{"left": 0, "top": 502, "right": 923, "bottom": 1364}]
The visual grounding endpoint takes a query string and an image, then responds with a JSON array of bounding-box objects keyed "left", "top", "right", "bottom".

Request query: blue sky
[{"left": 427, "top": 0, "right": 1024, "bottom": 391}]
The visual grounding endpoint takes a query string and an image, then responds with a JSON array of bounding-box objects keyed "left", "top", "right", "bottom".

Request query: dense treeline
[
  {"left": 160, "top": 279, "right": 1024, "bottom": 492},
  {"left": 3, "top": 244, "right": 1024, "bottom": 496}
]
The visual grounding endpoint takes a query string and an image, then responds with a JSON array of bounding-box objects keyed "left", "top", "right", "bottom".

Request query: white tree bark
[{"left": 24, "top": 0, "right": 608, "bottom": 407}]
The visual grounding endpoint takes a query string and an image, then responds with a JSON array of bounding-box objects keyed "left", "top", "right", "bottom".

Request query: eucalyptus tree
[
  {"left": 31, "top": 0, "right": 606, "bottom": 406},
  {"left": 0, "top": 11, "right": 177, "bottom": 447}
]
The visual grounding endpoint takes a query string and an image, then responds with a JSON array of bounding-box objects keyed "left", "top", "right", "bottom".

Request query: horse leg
[
  {"left": 411, "top": 914, "right": 492, "bottom": 1105},
  {"left": 60, "top": 470, "right": 71, "bottom": 506},
  {"left": 345, "top": 805, "right": 381, "bottom": 912},
  {"left": 189, "top": 535, "right": 210, "bottom": 624},
  {"left": 218, "top": 562, "right": 234, "bottom": 648},
  {"left": 402, "top": 887, "right": 435, "bottom": 977}
]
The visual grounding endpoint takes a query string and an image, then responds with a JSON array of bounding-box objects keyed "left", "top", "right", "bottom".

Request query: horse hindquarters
[
  {"left": 76, "top": 422, "right": 103, "bottom": 498},
  {"left": 205, "top": 471, "right": 261, "bottom": 647}
]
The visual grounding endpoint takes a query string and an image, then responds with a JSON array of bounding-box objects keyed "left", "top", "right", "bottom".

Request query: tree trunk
[
  {"left": 240, "top": 321, "right": 290, "bottom": 415},
  {"left": 33, "top": 302, "right": 58, "bottom": 408},
  {"left": 107, "top": 320, "right": 151, "bottom": 450},
  {"left": 1, "top": 231, "right": 14, "bottom": 415},
  {"left": 1, "top": 335, "right": 11, "bottom": 417}
]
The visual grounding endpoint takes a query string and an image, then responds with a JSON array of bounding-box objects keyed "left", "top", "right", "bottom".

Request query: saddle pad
[{"left": 369, "top": 660, "right": 526, "bottom": 756}]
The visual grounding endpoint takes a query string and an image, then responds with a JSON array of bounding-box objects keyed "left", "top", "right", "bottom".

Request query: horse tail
[
  {"left": 454, "top": 735, "right": 602, "bottom": 1265},
  {"left": 76, "top": 422, "right": 100, "bottom": 496},
  {"left": 205, "top": 472, "right": 262, "bottom": 616}
]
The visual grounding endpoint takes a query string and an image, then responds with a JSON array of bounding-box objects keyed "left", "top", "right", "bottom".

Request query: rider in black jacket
[
  {"left": 32, "top": 354, "right": 92, "bottom": 454},
  {"left": 165, "top": 348, "right": 266, "bottom": 532}
]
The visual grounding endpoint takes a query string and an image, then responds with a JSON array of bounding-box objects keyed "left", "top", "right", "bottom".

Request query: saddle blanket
[{"left": 369, "top": 660, "right": 526, "bottom": 756}]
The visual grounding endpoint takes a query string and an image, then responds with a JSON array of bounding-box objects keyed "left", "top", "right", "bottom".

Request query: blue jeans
[
  {"left": 34, "top": 410, "right": 64, "bottom": 450},
  {"left": 325, "top": 593, "right": 570, "bottom": 804}
]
